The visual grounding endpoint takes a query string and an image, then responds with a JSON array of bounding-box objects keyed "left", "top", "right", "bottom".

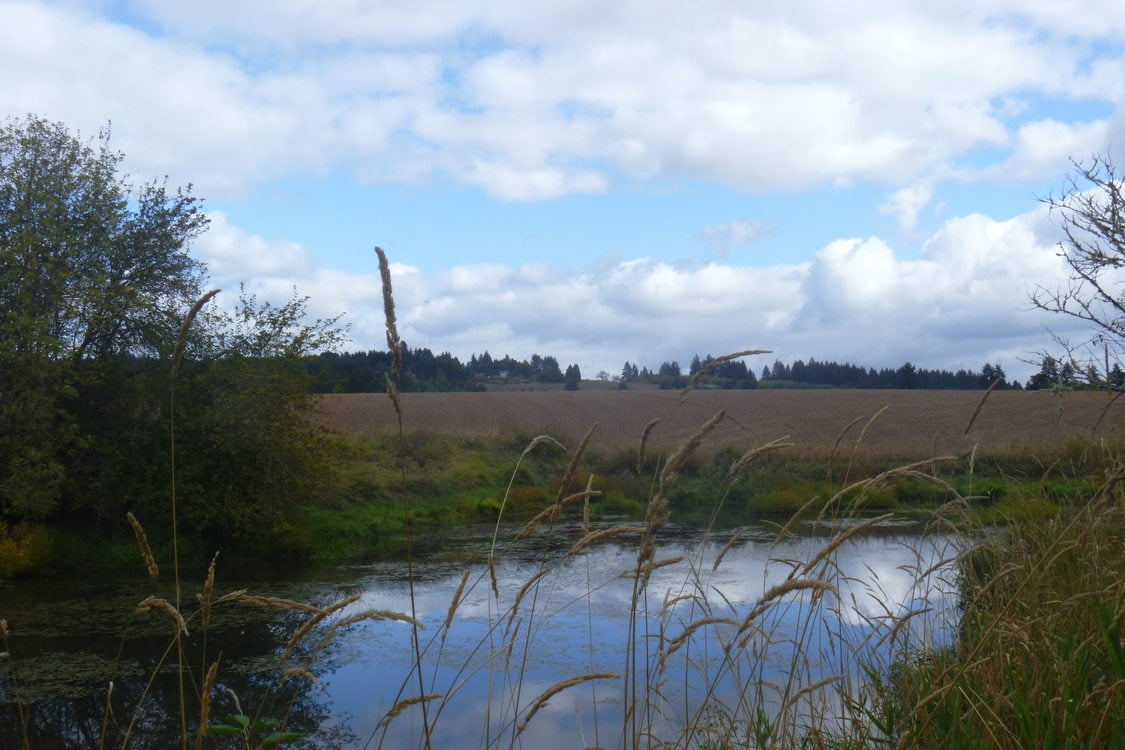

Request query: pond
[{"left": 1, "top": 517, "right": 961, "bottom": 748}]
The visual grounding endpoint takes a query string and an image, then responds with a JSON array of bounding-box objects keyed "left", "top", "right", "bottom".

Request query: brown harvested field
[{"left": 315, "top": 388, "right": 1124, "bottom": 459}]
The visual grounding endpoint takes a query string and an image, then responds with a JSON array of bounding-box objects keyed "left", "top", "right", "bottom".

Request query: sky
[{"left": 3, "top": 0, "right": 1124, "bottom": 382}]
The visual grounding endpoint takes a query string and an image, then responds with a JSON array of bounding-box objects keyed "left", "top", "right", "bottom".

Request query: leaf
[
  {"left": 258, "top": 731, "right": 307, "bottom": 746},
  {"left": 205, "top": 724, "right": 245, "bottom": 736}
]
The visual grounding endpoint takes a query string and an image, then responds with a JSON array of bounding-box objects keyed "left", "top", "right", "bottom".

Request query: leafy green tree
[
  {"left": 164, "top": 288, "right": 345, "bottom": 551},
  {"left": 0, "top": 116, "right": 346, "bottom": 559},
  {"left": 563, "top": 363, "right": 581, "bottom": 390},
  {"left": 0, "top": 115, "right": 207, "bottom": 520}
]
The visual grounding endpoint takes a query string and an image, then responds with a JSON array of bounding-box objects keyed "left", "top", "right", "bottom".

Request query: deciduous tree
[
  {"left": 1031, "top": 153, "right": 1124, "bottom": 386},
  {"left": 0, "top": 115, "right": 206, "bottom": 519}
]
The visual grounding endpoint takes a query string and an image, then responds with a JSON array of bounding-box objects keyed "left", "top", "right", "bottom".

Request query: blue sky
[{"left": 3, "top": 0, "right": 1123, "bottom": 380}]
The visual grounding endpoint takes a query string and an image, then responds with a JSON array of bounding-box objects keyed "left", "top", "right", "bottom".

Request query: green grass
[{"left": 854, "top": 485, "right": 1125, "bottom": 749}]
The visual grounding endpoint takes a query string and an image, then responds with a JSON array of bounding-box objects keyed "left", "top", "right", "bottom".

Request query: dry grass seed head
[
  {"left": 777, "top": 674, "right": 844, "bottom": 719},
  {"left": 382, "top": 693, "right": 443, "bottom": 723},
  {"left": 506, "top": 617, "right": 523, "bottom": 663},
  {"left": 687, "top": 349, "right": 771, "bottom": 387},
  {"left": 713, "top": 528, "right": 747, "bottom": 572},
  {"left": 659, "top": 411, "right": 725, "bottom": 490},
  {"left": 556, "top": 423, "right": 597, "bottom": 505},
  {"left": 135, "top": 596, "right": 189, "bottom": 636},
  {"left": 375, "top": 246, "right": 403, "bottom": 412},
  {"left": 317, "top": 609, "right": 422, "bottom": 651},
  {"left": 283, "top": 594, "right": 362, "bottom": 660},
  {"left": 488, "top": 555, "right": 499, "bottom": 600},
  {"left": 843, "top": 405, "right": 889, "bottom": 483},
  {"left": 623, "top": 555, "right": 685, "bottom": 580},
  {"left": 198, "top": 551, "right": 219, "bottom": 628},
  {"left": 819, "top": 460, "right": 953, "bottom": 523},
  {"left": 233, "top": 595, "right": 323, "bottom": 614},
  {"left": 521, "top": 434, "right": 566, "bottom": 460},
  {"left": 964, "top": 377, "right": 1001, "bottom": 435},
  {"left": 126, "top": 512, "right": 158, "bottom": 581},
  {"left": 193, "top": 658, "right": 221, "bottom": 750},
  {"left": 223, "top": 687, "right": 244, "bottom": 717},
  {"left": 374, "top": 247, "right": 399, "bottom": 360},
  {"left": 516, "top": 488, "right": 601, "bottom": 539},
  {"left": 662, "top": 591, "right": 705, "bottom": 614},
  {"left": 800, "top": 513, "right": 896, "bottom": 577},
  {"left": 508, "top": 568, "right": 552, "bottom": 631},
  {"left": 827, "top": 415, "right": 866, "bottom": 479},
  {"left": 171, "top": 289, "right": 220, "bottom": 379},
  {"left": 636, "top": 418, "right": 661, "bottom": 476},
  {"left": 566, "top": 525, "right": 642, "bottom": 558},
  {"left": 515, "top": 428, "right": 599, "bottom": 539},
  {"left": 517, "top": 673, "right": 618, "bottom": 734},
  {"left": 726, "top": 437, "right": 794, "bottom": 480},
  {"left": 663, "top": 616, "right": 741, "bottom": 660},
  {"left": 442, "top": 568, "right": 471, "bottom": 642},
  {"left": 638, "top": 410, "right": 726, "bottom": 579},
  {"left": 212, "top": 589, "right": 248, "bottom": 605},
  {"left": 736, "top": 579, "right": 836, "bottom": 643},
  {"left": 281, "top": 668, "right": 323, "bottom": 690}
]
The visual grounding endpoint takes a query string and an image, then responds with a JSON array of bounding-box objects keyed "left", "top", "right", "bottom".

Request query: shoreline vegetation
[
  {"left": 2, "top": 398, "right": 1116, "bottom": 575},
  {"left": 1, "top": 386, "right": 1120, "bottom": 575}
]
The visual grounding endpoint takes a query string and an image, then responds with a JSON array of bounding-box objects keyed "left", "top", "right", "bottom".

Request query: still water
[{"left": 1, "top": 518, "right": 959, "bottom": 748}]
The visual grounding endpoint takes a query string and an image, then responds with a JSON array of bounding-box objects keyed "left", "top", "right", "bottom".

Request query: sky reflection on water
[
  {"left": 0, "top": 520, "right": 960, "bottom": 749},
  {"left": 316, "top": 521, "right": 960, "bottom": 749}
]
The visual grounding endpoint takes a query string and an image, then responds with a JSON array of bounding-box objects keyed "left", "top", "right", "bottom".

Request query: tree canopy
[
  {"left": 0, "top": 116, "right": 208, "bottom": 521},
  {"left": 0, "top": 115, "right": 344, "bottom": 554}
]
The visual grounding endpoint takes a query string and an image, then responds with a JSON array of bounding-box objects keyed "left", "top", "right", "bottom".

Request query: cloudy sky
[{"left": 3, "top": 0, "right": 1123, "bottom": 381}]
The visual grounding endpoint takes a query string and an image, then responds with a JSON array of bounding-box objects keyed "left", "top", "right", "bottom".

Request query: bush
[{"left": 0, "top": 520, "right": 53, "bottom": 577}]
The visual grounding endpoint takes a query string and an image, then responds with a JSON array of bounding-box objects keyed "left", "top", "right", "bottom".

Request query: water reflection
[{"left": 1, "top": 519, "right": 959, "bottom": 748}]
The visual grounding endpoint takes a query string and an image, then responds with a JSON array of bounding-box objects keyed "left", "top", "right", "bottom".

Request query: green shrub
[{"left": 0, "top": 520, "right": 53, "bottom": 577}]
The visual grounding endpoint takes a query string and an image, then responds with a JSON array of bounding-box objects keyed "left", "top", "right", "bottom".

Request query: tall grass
[{"left": 861, "top": 469, "right": 1125, "bottom": 749}]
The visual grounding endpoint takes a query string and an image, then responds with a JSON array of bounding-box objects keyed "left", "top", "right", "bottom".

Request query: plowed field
[{"left": 315, "top": 389, "right": 1124, "bottom": 458}]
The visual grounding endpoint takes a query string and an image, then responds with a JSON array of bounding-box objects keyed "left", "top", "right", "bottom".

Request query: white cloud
[
  {"left": 193, "top": 211, "right": 317, "bottom": 284},
  {"left": 879, "top": 183, "right": 933, "bottom": 233},
  {"left": 2, "top": 1, "right": 1121, "bottom": 199},
  {"left": 985, "top": 119, "right": 1112, "bottom": 182},
  {"left": 191, "top": 202, "right": 1086, "bottom": 382}
]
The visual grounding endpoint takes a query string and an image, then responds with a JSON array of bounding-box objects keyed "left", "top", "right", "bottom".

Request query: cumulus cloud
[
  {"left": 189, "top": 202, "right": 1085, "bottom": 382},
  {"left": 1, "top": 1, "right": 1120, "bottom": 199},
  {"left": 985, "top": 119, "right": 1112, "bottom": 183}
]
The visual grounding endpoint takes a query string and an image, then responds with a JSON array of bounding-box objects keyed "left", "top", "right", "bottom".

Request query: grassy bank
[
  {"left": 2, "top": 429, "right": 1117, "bottom": 575},
  {"left": 280, "top": 428, "right": 1121, "bottom": 563},
  {"left": 855, "top": 479, "right": 1125, "bottom": 749}
]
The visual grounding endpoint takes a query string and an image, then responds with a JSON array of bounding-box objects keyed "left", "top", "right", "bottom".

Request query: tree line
[
  {"left": 303, "top": 349, "right": 1036, "bottom": 393},
  {"left": 301, "top": 348, "right": 578, "bottom": 392}
]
